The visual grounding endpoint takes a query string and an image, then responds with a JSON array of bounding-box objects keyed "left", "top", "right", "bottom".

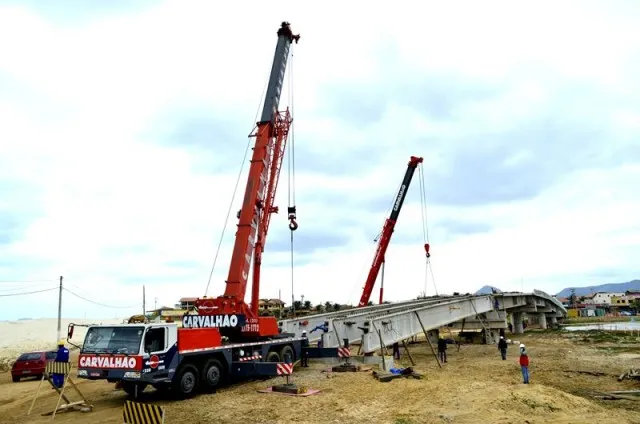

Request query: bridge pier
[
  {"left": 512, "top": 312, "right": 524, "bottom": 334},
  {"left": 549, "top": 315, "right": 558, "bottom": 327},
  {"left": 538, "top": 313, "right": 547, "bottom": 329}
]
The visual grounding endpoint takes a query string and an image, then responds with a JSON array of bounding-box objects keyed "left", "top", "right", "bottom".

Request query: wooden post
[
  {"left": 457, "top": 318, "right": 466, "bottom": 352},
  {"left": 401, "top": 339, "right": 416, "bottom": 365},
  {"left": 414, "top": 311, "right": 442, "bottom": 368},
  {"left": 376, "top": 329, "right": 387, "bottom": 371}
]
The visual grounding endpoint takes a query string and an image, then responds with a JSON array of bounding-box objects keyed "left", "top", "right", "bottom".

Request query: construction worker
[
  {"left": 392, "top": 342, "right": 400, "bottom": 360},
  {"left": 52, "top": 339, "right": 69, "bottom": 388},
  {"left": 437, "top": 335, "right": 447, "bottom": 363},
  {"left": 310, "top": 321, "right": 329, "bottom": 349},
  {"left": 519, "top": 343, "right": 530, "bottom": 384},
  {"left": 498, "top": 336, "right": 508, "bottom": 360},
  {"left": 301, "top": 331, "right": 309, "bottom": 367}
]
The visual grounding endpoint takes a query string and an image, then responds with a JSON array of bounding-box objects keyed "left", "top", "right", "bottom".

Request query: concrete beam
[{"left": 361, "top": 296, "right": 494, "bottom": 353}]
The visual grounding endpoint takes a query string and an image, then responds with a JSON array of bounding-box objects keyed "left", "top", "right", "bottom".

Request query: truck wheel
[
  {"left": 201, "top": 358, "right": 225, "bottom": 392},
  {"left": 265, "top": 351, "right": 280, "bottom": 362},
  {"left": 279, "top": 345, "right": 295, "bottom": 363},
  {"left": 12, "top": 376, "right": 20, "bottom": 383},
  {"left": 173, "top": 364, "right": 199, "bottom": 399}
]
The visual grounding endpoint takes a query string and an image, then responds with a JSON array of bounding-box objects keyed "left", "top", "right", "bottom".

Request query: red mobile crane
[
  {"left": 191, "top": 21, "right": 300, "bottom": 340},
  {"left": 71, "top": 22, "right": 343, "bottom": 399},
  {"left": 357, "top": 155, "right": 430, "bottom": 307}
]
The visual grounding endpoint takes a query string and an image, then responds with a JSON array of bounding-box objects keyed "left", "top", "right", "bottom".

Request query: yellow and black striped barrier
[
  {"left": 45, "top": 361, "right": 72, "bottom": 375},
  {"left": 123, "top": 400, "right": 166, "bottom": 424}
]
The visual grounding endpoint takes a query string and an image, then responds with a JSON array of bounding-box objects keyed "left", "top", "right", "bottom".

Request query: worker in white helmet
[{"left": 519, "top": 343, "right": 530, "bottom": 384}]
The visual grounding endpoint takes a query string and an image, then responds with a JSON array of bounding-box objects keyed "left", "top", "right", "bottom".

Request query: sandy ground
[
  {"left": 0, "top": 318, "right": 124, "bottom": 371},
  {"left": 0, "top": 329, "right": 638, "bottom": 424}
]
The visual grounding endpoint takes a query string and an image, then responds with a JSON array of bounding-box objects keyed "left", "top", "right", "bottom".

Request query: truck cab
[{"left": 76, "top": 323, "right": 179, "bottom": 395}]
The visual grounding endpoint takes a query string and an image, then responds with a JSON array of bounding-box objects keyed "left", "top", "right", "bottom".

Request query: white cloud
[{"left": 0, "top": 1, "right": 639, "bottom": 320}]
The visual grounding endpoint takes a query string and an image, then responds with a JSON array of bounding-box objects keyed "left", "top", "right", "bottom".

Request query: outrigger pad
[
  {"left": 257, "top": 387, "right": 321, "bottom": 397},
  {"left": 331, "top": 363, "right": 358, "bottom": 372}
]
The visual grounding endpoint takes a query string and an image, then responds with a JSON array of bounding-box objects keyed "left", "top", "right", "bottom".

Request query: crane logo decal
[
  {"left": 182, "top": 314, "right": 246, "bottom": 329},
  {"left": 146, "top": 355, "right": 162, "bottom": 369},
  {"left": 393, "top": 185, "right": 406, "bottom": 211}
]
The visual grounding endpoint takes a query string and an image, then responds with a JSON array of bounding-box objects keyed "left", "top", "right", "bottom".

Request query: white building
[{"left": 587, "top": 292, "right": 625, "bottom": 305}]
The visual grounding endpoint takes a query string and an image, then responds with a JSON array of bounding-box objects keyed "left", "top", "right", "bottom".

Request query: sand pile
[{"left": 0, "top": 318, "right": 123, "bottom": 372}]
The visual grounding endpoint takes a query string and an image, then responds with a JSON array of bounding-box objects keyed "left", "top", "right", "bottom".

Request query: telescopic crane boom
[
  {"left": 357, "top": 156, "right": 427, "bottom": 307},
  {"left": 194, "top": 22, "right": 300, "bottom": 340}
]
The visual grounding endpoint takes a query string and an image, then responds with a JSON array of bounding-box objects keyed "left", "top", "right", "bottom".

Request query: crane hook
[
  {"left": 287, "top": 206, "right": 298, "bottom": 231},
  {"left": 424, "top": 243, "right": 431, "bottom": 258}
]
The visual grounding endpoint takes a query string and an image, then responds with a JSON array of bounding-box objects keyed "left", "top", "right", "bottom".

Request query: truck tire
[
  {"left": 201, "top": 358, "right": 225, "bottom": 392},
  {"left": 279, "top": 345, "right": 295, "bottom": 363},
  {"left": 12, "top": 376, "right": 20, "bottom": 383},
  {"left": 265, "top": 351, "right": 280, "bottom": 362},
  {"left": 172, "top": 364, "right": 199, "bottom": 399}
]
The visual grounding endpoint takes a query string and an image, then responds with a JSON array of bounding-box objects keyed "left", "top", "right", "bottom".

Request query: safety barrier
[
  {"left": 123, "top": 400, "right": 166, "bottom": 424},
  {"left": 28, "top": 361, "right": 92, "bottom": 419}
]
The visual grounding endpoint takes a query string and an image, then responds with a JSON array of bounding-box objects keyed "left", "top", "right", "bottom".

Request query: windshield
[
  {"left": 82, "top": 326, "right": 144, "bottom": 355},
  {"left": 17, "top": 353, "right": 42, "bottom": 361}
]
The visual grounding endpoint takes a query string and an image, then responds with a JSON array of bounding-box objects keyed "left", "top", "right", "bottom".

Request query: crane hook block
[
  {"left": 424, "top": 243, "right": 431, "bottom": 258},
  {"left": 287, "top": 206, "right": 298, "bottom": 231}
]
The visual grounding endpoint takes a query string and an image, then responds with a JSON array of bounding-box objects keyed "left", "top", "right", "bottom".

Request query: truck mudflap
[
  {"left": 231, "top": 361, "right": 294, "bottom": 377},
  {"left": 303, "top": 346, "right": 350, "bottom": 359}
]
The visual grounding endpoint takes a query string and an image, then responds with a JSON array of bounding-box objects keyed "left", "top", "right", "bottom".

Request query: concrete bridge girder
[
  {"left": 361, "top": 296, "right": 494, "bottom": 353},
  {"left": 323, "top": 296, "right": 482, "bottom": 347}
]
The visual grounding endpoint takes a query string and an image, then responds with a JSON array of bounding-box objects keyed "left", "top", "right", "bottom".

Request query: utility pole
[
  {"left": 142, "top": 285, "right": 146, "bottom": 322},
  {"left": 154, "top": 297, "right": 158, "bottom": 310},
  {"left": 57, "top": 276, "right": 63, "bottom": 343}
]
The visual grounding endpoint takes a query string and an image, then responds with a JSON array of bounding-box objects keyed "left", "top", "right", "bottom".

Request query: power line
[
  {"left": 0, "top": 287, "right": 58, "bottom": 297},
  {"left": 63, "top": 287, "right": 140, "bottom": 309},
  {"left": 0, "top": 279, "right": 58, "bottom": 284}
]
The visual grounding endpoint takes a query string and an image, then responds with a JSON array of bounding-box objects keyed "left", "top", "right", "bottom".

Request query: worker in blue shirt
[
  {"left": 310, "top": 321, "right": 329, "bottom": 348},
  {"left": 52, "top": 339, "right": 69, "bottom": 388}
]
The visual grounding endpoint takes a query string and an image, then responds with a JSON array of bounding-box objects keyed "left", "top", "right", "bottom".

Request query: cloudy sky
[{"left": 0, "top": 1, "right": 639, "bottom": 320}]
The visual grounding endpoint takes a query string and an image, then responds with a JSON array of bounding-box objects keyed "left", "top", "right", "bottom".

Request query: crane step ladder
[
  {"left": 27, "top": 361, "right": 92, "bottom": 419},
  {"left": 123, "top": 400, "right": 166, "bottom": 424},
  {"left": 331, "top": 339, "right": 356, "bottom": 372}
]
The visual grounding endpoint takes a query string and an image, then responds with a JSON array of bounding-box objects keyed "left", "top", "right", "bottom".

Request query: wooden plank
[{"left": 401, "top": 339, "right": 416, "bottom": 366}]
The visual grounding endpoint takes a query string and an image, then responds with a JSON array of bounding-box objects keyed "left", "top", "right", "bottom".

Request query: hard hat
[
  {"left": 519, "top": 343, "right": 525, "bottom": 348},
  {"left": 58, "top": 339, "right": 65, "bottom": 346},
  {"left": 301, "top": 330, "right": 307, "bottom": 334},
  {"left": 500, "top": 336, "right": 504, "bottom": 339}
]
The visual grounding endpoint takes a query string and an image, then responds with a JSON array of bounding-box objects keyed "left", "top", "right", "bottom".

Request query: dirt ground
[{"left": 1, "top": 330, "right": 639, "bottom": 424}]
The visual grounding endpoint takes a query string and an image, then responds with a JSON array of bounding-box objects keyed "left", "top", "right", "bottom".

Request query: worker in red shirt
[{"left": 519, "top": 343, "right": 530, "bottom": 384}]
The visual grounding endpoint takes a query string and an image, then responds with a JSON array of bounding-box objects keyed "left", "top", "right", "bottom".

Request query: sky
[{"left": 0, "top": 0, "right": 639, "bottom": 320}]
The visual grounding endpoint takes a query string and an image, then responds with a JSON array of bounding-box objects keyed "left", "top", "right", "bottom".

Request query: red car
[{"left": 11, "top": 350, "right": 57, "bottom": 382}]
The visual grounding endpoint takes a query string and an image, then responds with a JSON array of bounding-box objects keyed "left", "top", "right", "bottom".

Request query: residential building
[
  {"left": 588, "top": 292, "right": 625, "bottom": 306},
  {"left": 611, "top": 295, "right": 631, "bottom": 307},
  {"left": 177, "top": 297, "right": 198, "bottom": 310},
  {"left": 258, "top": 299, "right": 286, "bottom": 312}
]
